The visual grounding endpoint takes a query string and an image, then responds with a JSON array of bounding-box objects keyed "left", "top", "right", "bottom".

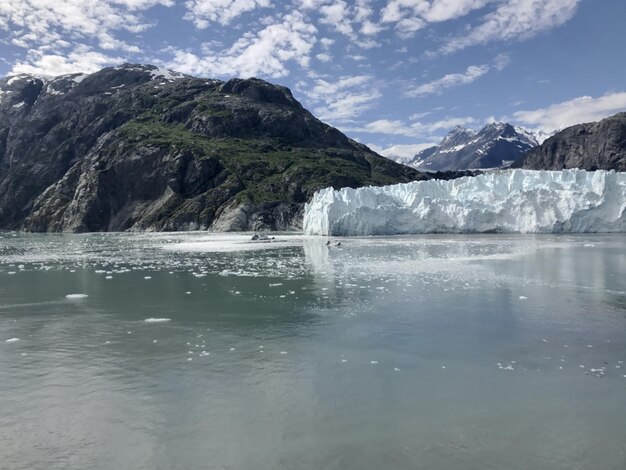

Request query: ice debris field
[{"left": 304, "top": 169, "right": 626, "bottom": 236}]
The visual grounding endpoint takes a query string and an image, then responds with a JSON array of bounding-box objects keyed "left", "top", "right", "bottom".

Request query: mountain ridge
[
  {"left": 0, "top": 64, "right": 432, "bottom": 232},
  {"left": 399, "top": 122, "right": 539, "bottom": 171}
]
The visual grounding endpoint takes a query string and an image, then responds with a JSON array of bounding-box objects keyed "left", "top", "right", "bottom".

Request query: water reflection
[{"left": 1, "top": 233, "right": 625, "bottom": 470}]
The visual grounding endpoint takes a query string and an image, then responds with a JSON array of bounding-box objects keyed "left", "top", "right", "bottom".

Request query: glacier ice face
[{"left": 303, "top": 170, "right": 626, "bottom": 236}]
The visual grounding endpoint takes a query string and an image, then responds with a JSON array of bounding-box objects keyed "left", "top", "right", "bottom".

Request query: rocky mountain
[
  {"left": 405, "top": 122, "right": 538, "bottom": 171},
  {"left": 514, "top": 112, "right": 626, "bottom": 171},
  {"left": 0, "top": 64, "right": 431, "bottom": 232}
]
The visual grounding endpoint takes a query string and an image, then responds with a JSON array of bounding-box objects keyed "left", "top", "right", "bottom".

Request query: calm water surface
[{"left": 1, "top": 232, "right": 625, "bottom": 470}]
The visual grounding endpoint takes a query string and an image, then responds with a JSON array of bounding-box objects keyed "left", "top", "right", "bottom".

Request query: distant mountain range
[{"left": 396, "top": 122, "right": 543, "bottom": 171}]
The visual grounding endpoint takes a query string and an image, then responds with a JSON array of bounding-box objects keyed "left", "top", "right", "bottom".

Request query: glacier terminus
[{"left": 303, "top": 170, "right": 626, "bottom": 236}]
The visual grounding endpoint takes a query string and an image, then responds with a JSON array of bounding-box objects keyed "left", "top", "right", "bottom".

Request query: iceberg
[{"left": 303, "top": 170, "right": 626, "bottom": 236}]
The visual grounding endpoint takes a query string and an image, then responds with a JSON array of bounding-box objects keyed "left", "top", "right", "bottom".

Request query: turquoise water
[{"left": 1, "top": 233, "right": 625, "bottom": 469}]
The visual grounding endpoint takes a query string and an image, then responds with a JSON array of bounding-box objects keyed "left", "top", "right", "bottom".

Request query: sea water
[{"left": 1, "top": 232, "right": 625, "bottom": 469}]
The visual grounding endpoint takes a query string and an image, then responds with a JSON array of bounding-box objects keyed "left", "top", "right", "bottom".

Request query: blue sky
[{"left": 1, "top": 0, "right": 625, "bottom": 158}]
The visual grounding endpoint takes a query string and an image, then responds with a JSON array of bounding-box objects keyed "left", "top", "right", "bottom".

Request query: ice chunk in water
[
  {"left": 144, "top": 318, "right": 171, "bottom": 323},
  {"left": 66, "top": 294, "right": 89, "bottom": 299},
  {"left": 5, "top": 338, "right": 19, "bottom": 343}
]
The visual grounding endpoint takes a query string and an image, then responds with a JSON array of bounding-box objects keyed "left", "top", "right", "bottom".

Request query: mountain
[
  {"left": 514, "top": 112, "right": 626, "bottom": 171},
  {"left": 0, "top": 64, "right": 429, "bottom": 232},
  {"left": 406, "top": 122, "right": 539, "bottom": 171}
]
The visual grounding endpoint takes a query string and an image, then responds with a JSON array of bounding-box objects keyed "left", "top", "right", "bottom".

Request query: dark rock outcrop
[
  {"left": 0, "top": 64, "right": 430, "bottom": 232},
  {"left": 514, "top": 112, "right": 626, "bottom": 171}
]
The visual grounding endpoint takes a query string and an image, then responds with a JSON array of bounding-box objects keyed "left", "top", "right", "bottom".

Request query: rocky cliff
[
  {"left": 0, "top": 64, "right": 427, "bottom": 232},
  {"left": 515, "top": 112, "right": 626, "bottom": 171}
]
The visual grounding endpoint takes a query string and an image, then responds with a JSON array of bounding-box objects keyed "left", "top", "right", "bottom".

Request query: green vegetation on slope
[{"left": 119, "top": 118, "right": 403, "bottom": 204}]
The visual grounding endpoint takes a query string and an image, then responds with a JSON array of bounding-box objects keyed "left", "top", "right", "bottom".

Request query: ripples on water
[{"left": 1, "top": 232, "right": 625, "bottom": 470}]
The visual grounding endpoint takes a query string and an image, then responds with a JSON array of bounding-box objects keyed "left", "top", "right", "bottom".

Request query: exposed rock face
[
  {"left": 514, "top": 113, "right": 626, "bottom": 171},
  {"left": 405, "top": 122, "right": 538, "bottom": 171},
  {"left": 0, "top": 64, "right": 427, "bottom": 232}
]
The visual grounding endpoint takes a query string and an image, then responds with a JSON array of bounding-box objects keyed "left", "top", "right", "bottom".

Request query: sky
[{"left": 1, "top": 0, "right": 625, "bottom": 158}]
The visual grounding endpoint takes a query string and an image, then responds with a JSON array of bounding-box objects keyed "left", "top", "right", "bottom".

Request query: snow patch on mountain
[
  {"left": 304, "top": 169, "right": 626, "bottom": 235},
  {"left": 150, "top": 67, "right": 185, "bottom": 81}
]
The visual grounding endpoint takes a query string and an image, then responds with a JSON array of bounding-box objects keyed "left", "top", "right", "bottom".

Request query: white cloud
[
  {"left": 512, "top": 92, "right": 626, "bottom": 133},
  {"left": 493, "top": 53, "right": 511, "bottom": 71},
  {"left": 168, "top": 12, "right": 317, "bottom": 78},
  {"left": 381, "top": 0, "right": 493, "bottom": 37},
  {"left": 361, "top": 20, "right": 385, "bottom": 36},
  {"left": 184, "top": 0, "right": 271, "bottom": 28},
  {"left": 0, "top": 0, "right": 170, "bottom": 51},
  {"left": 408, "top": 64, "right": 489, "bottom": 97},
  {"left": 297, "top": 0, "right": 328, "bottom": 9},
  {"left": 409, "top": 111, "right": 431, "bottom": 120},
  {"left": 113, "top": 0, "right": 174, "bottom": 9},
  {"left": 395, "top": 17, "right": 426, "bottom": 38},
  {"left": 379, "top": 0, "right": 580, "bottom": 46},
  {"left": 407, "top": 54, "right": 508, "bottom": 97},
  {"left": 368, "top": 142, "right": 438, "bottom": 159},
  {"left": 316, "top": 53, "right": 332, "bottom": 62},
  {"left": 346, "top": 116, "right": 477, "bottom": 138},
  {"left": 0, "top": 0, "right": 171, "bottom": 74},
  {"left": 304, "top": 0, "right": 381, "bottom": 47},
  {"left": 319, "top": 37, "right": 335, "bottom": 49},
  {"left": 439, "top": 0, "right": 580, "bottom": 54},
  {"left": 423, "top": 0, "right": 493, "bottom": 22},
  {"left": 319, "top": 1, "right": 356, "bottom": 38},
  {"left": 300, "top": 75, "right": 381, "bottom": 122},
  {"left": 11, "top": 47, "right": 122, "bottom": 76},
  {"left": 359, "top": 119, "right": 413, "bottom": 135}
]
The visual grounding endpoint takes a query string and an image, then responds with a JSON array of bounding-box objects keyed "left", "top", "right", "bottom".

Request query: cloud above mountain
[{"left": 0, "top": 0, "right": 623, "bottom": 150}]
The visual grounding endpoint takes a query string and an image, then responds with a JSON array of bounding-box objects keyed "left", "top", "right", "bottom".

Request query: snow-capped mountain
[{"left": 405, "top": 122, "right": 539, "bottom": 171}]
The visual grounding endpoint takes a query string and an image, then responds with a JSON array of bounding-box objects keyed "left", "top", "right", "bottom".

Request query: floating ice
[
  {"left": 164, "top": 234, "right": 302, "bottom": 253},
  {"left": 304, "top": 170, "right": 626, "bottom": 235},
  {"left": 144, "top": 318, "right": 171, "bottom": 323},
  {"left": 66, "top": 294, "right": 88, "bottom": 299},
  {"left": 5, "top": 338, "right": 19, "bottom": 343}
]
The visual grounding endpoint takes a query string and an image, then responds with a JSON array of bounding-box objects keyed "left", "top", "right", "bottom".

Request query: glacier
[{"left": 303, "top": 170, "right": 626, "bottom": 236}]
